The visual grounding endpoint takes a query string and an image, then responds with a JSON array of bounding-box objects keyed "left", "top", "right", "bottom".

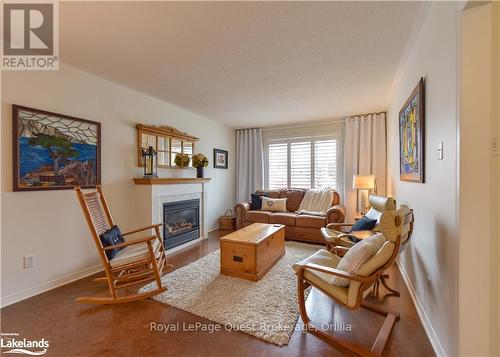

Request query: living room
[{"left": 1, "top": 1, "right": 498, "bottom": 357}]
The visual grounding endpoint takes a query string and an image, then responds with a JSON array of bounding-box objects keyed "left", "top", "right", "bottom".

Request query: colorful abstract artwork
[
  {"left": 399, "top": 78, "right": 425, "bottom": 182},
  {"left": 13, "top": 105, "right": 101, "bottom": 191}
]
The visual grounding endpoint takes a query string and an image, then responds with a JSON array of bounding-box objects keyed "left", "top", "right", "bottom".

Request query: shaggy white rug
[{"left": 140, "top": 241, "right": 320, "bottom": 346}]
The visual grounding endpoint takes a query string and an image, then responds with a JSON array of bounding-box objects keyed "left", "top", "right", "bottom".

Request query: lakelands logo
[
  {"left": 1, "top": 0, "right": 59, "bottom": 70},
  {"left": 1, "top": 333, "right": 49, "bottom": 355}
]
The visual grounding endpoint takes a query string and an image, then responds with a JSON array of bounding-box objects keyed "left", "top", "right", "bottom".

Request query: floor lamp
[{"left": 352, "top": 174, "right": 376, "bottom": 215}]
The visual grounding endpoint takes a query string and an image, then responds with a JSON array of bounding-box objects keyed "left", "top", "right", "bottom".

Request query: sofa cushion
[
  {"left": 250, "top": 192, "right": 268, "bottom": 210},
  {"left": 279, "top": 189, "right": 306, "bottom": 212},
  {"left": 246, "top": 210, "right": 273, "bottom": 223},
  {"left": 269, "top": 212, "right": 297, "bottom": 226},
  {"left": 261, "top": 197, "right": 287, "bottom": 212},
  {"left": 296, "top": 214, "right": 326, "bottom": 228}
]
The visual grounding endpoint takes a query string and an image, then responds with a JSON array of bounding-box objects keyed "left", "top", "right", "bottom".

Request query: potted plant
[
  {"left": 192, "top": 153, "right": 209, "bottom": 178},
  {"left": 174, "top": 153, "right": 191, "bottom": 167}
]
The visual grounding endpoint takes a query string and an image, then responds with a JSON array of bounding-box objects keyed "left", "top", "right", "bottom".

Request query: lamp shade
[{"left": 352, "top": 174, "right": 376, "bottom": 190}]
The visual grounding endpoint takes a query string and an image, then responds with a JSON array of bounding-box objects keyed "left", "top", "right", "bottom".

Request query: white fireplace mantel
[{"left": 133, "top": 178, "right": 210, "bottom": 253}]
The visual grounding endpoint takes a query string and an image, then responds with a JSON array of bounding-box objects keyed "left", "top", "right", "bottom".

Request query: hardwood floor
[{"left": 1, "top": 230, "right": 434, "bottom": 356}]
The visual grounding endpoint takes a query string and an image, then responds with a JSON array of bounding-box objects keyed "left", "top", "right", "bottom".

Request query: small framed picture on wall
[{"left": 213, "top": 149, "right": 228, "bottom": 169}]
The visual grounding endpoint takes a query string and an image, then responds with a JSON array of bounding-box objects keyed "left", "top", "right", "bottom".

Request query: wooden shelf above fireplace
[{"left": 133, "top": 177, "right": 211, "bottom": 185}]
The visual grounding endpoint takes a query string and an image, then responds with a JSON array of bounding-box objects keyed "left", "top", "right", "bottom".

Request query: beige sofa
[{"left": 235, "top": 188, "right": 346, "bottom": 244}]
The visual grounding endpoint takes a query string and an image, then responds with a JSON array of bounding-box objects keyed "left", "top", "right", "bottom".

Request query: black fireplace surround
[{"left": 163, "top": 199, "right": 200, "bottom": 249}]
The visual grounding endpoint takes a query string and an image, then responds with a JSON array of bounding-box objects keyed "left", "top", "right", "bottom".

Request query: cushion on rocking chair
[{"left": 99, "top": 225, "right": 125, "bottom": 260}]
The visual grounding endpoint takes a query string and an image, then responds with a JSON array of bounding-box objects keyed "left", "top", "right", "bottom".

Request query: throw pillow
[
  {"left": 349, "top": 216, "right": 378, "bottom": 242},
  {"left": 261, "top": 197, "right": 287, "bottom": 212},
  {"left": 331, "top": 233, "right": 385, "bottom": 287},
  {"left": 99, "top": 225, "right": 125, "bottom": 260},
  {"left": 250, "top": 192, "right": 269, "bottom": 210}
]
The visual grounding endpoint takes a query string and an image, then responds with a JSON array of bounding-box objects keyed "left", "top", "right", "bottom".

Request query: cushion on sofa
[
  {"left": 296, "top": 214, "right": 326, "bottom": 228},
  {"left": 256, "top": 190, "right": 280, "bottom": 199},
  {"left": 279, "top": 189, "right": 306, "bottom": 212},
  {"left": 250, "top": 192, "right": 268, "bottom": 210},
  {"left": 269, "top": 212, "right": 297, "bottom": 226},
  {"left": 261, "top": 197, "right": 287, "bottom": 212},
  {"left": 247, "top": 210, "right": 273, "bottom": 223}
]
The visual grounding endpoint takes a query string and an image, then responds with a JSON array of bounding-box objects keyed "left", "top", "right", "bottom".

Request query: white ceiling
[{"left": 60, "top": 2, "right": 422, "bottom": 128}]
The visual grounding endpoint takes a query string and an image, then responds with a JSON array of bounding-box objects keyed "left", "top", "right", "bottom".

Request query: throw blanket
[{"left": 296, "top": 187, "right": 334, "bottom": 216}]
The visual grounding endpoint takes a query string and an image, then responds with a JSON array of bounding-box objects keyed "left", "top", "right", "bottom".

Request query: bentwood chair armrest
[
  {"left": 331, "top": 246, "right": 350, "bottom": 256},
  {"left": 122, "top": 223, "right": 163, "bottom": 236},
  {"left": 103, "top": 235, "right": 157, "bottom": 250},
  {"left": 326, "top": 222, "right": 355, "bottom": 230},
  {"left": 336, "top": 233, "right": 358, "bottom": 242},
  {"left": 297, "top": 262, "right": 373, "bottom": 283}
]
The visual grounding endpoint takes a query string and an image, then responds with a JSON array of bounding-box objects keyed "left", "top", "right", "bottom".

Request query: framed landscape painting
[
  {"left": 12, "top": 105, "right": 101, "bottom": 191},
  {"left": 399, "top": 78, "right": 425, "bottom": 183},
  {"left": 213, "top": 148, "right": 228, "bottom": 169}
]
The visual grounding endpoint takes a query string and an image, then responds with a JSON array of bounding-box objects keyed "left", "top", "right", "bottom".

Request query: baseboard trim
[
  {"left": 396, "top": 259, "right": 447, "bottom": 356},
  {"left": 0, "top": 264, "right": 103, "bottom": 308},
  {"left": 208, "top": 224, "right": 219, "bottom": 232},
  {"left": 2, "top": 227, "right": 223, "bottom": 308}
]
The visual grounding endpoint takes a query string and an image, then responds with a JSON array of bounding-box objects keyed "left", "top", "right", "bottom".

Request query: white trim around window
[{"left": 264, "top": 133, "right": 344, "bottom": 196}]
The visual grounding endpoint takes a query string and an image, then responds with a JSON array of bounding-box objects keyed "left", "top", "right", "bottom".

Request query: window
[
  {"left": 268, "top": 143, "right": 288, "bottom": 189},
  {"left": 266, "top": 136, "right": 341, "bottom": 191},
  {"left": 137, "top": 124, "right": 197, "bottom": 168}
]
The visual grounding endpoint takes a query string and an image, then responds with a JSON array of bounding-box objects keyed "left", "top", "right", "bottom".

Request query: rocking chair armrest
[
  {"left": 103, "top": 235, "right": 157, "bottom": 251},
  {"left": 122, "top": 223, "right": 163, "bottom": 236},
  {"left": 298, "top": 262, "right": 373, "bottom": 283}
]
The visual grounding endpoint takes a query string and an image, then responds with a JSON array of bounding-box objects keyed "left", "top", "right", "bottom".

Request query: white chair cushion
[
  {"left": 347, "top": 241, "right": 395, "bottom": 305},
  {"left": 331, "top": 234, "right": 385, "bottom": 287},
  {"left": 109, "top": 238, "right": 161, "bottom": 267},
  {"left": 292, "top": 249, "right": 349, "bottom": 305}
]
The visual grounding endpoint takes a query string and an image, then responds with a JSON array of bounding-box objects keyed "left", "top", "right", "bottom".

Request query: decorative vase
[{"left": 196, "top": 166, "right": 204, "bottom": 178}]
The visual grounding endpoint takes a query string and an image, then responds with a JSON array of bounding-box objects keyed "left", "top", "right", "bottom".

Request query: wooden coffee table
[{"left": 220, "top": 223, "right": 285, "bottom": 281}]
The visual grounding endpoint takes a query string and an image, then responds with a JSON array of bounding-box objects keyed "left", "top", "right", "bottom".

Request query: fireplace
[{"left": 163, "top": 199, "right": 200, "bottom": 249}]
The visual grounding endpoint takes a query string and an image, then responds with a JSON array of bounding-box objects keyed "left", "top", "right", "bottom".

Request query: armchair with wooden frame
[
  {"left": 293, "top": 206, "right": 413, "bottom": 356},
  {"left": 321, "top": 194, "right": 396, "bottom": 250},
  {"left": 75, "top": 185, "right": 170, "bottom": 304}
]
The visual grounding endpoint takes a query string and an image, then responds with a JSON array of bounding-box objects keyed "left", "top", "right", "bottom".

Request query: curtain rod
[{"left": 235, "top": 127, "right": 262, "bottom": 131}]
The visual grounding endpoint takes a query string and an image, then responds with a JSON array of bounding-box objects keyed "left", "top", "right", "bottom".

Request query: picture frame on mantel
[
  {"left": 399, "top": 78, "right": 425, "bottom": 183},
  {"left": 12, "top": 105, "right": 101, "bottom": 191},
  {"left": 213, "top": 149, "right": 228, "bottom": 169}
]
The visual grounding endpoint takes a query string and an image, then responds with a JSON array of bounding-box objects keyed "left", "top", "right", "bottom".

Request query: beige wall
[
  {"left": 492, "top": 2, "right": 500, "bottom": 355},
  {"left": 0, "top": 64, "right": 236, "bottom": 306},
  {"left": 459, "top": 3, "right": 497, "bottom": 355},
  {"left": 386, "top": 3, "right": 459, "bottom": 355}
]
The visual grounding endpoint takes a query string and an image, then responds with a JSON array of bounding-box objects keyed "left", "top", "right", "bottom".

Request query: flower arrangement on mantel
[
  {"left": 174, "top": 153, "right": 191, "bottom": 167},
  {"left": 192, "top": 153, "right": 209, "bottom": 168},
  {"left": 192, "top": 153, "right": 208, "bottom": 178}
]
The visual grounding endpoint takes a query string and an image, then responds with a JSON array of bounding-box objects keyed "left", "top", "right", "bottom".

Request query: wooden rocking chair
[
  {"left": 293, "top": 206, "right": 413, "bottom": 356},
  {"left": 75, "top": 185, "right": 170, "bottom": 304}
]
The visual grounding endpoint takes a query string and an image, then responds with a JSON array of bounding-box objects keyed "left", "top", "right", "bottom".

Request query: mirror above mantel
[{"left": 136, "top": 124, "right": 199, "bottom": 169}]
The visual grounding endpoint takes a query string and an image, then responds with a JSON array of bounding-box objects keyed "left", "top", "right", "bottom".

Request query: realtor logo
[
  {"left": 2, "top": 1, "right": 59, "bottom": 70},
  {"left": 1, "top": 332, "right": 49, "bottom": 355}
]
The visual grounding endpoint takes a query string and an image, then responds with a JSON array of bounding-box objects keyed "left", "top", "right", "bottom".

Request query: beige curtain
[
  {"left": 344, "top": 113, "right": 387, "bottom": 221},
  {"left": 236, "top": 128, "right": 264, "bottom": 203}
]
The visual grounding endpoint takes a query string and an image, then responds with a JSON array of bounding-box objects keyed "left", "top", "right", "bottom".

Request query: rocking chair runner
[
  {"left": 293, "top": 206, "right": 412, "bottom": 356},
  {"left": 75, "top": 185, "right": 170, "bottom": 304}
]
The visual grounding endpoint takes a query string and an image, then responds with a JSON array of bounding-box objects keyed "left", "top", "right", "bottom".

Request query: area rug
[{"left": 139, "top": 241, "right": 320, "bottom": 346}]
